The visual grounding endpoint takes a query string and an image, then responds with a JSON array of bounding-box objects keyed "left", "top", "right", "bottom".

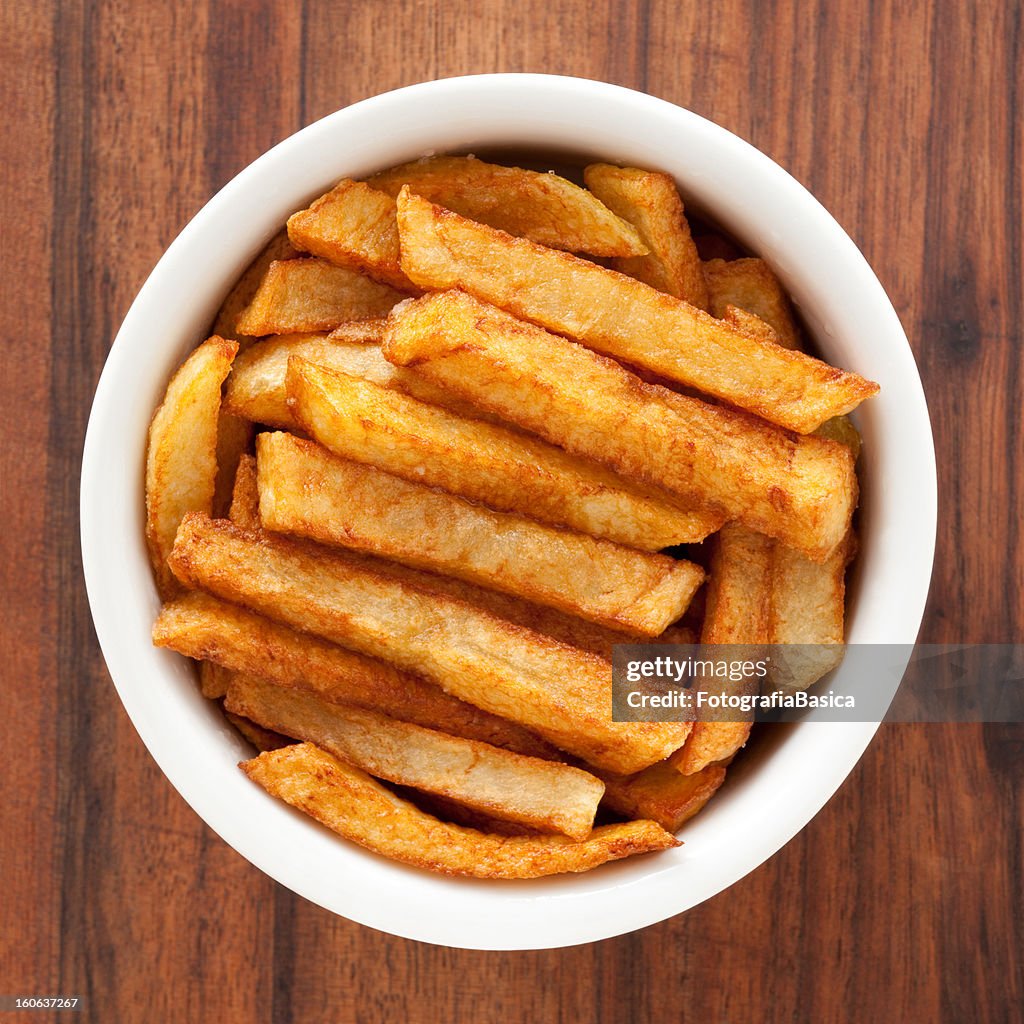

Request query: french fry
[
  {"left": 286, "top": 179, "right": 415, "bottom": 291},
  {"left": 235, "top": 258, "right": 404, "bottom": 336},
  {"left": 583, "top": 163, "right": 709, "bottom": 309},
  {"left": 212, "top": 228, "right": 298, "bottom": 339},
  {"left": 198, "top": 660, "right": 233, "bottom": 700},
  {"left": 598, "top": 762, "right": 726, "bottom": 832},
  {"left": 395, "top": 190, "right": 878, "bottom": 432},
  {"left": 222, "top": 330, "right": 482, "bottom": 430},
  {"left": 762, "top": 307, "right": 857, "bottom": 688},
  {"left": 672, "top": 524, "right": 773, "bottom": 775},
  {"left": 767, "top": 532, "right": 853, "bottom": 690},
  {"left": 168, "top": 514, "right": 691, "bottom": 773},
  {"left": 257, "top": 431, "right": 704, "bottom": 636},
  {"left": 228, "top": 453, "right": 260, "bottom": 529},
  {"left": 225, "top": 674, "right": 604, "bottom": 838},
  {"left": 704, "top": 257, "right": 801, "bottom": 350},
  {"left": 241, "top": 743, "right": 679, "bottom": 878},
  {"left": 383, "top": 291, "right": 857, "bottom": 562},
  {"left": 326, "top": 319, "right": 386, "bottom": 343},
  {"left": 815, "top": 414, "right": 862, "bottom": 461},
  {"left": 398, "top": 788, "right": 541, "bottom": 837},
  {"left": 224, "top": 709, "right": 293, "bottom": 752},
  {"left": 211, "top": 411, "right": 253, "bottom": 518},
  {"left": 344, "top": 558, "right": 643, "bottom": 662},
  {"left": 369, "top": 155, "right": 647, "bottom": 257},
  {"left": 287, "top": 357, "right": 722, "bottom": 550},
  {"left": 722, "top": 304, "right": 781, "bottom": 346},
  {"left": 153, "top": 591, "right": 557, "bottom": 759},
  {"left": 699, "top": 524, "right": 774, "bottom": 646},
  {"left": 145, "top": 336, "right": 239, "bottom": 596}
]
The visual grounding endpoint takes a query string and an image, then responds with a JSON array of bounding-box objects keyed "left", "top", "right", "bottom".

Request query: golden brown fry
[
  {"left": 212, "top": 228, "right": 298, "bottom": 339},
  {"left": 399, "top": 788, "right": 540, "bottom": 837},
  {"left": 222, "top": 330, "right": 482, "bottom": 430},
  {"left": 369, "top": 155, "right": 646, "bottom": 257},
  {"left": 168, "top": 515, "right": 691, "bottom": 773},
  {"left": 211, "top": 411, "right": 253, "bottom": 518},
  {"left": 325, "top": 319, "right": 387, "bottom": 342},
  {"left": 598, "top": 762, "right": 726, "bottom": 832},
  {"left": 704, "top": 257, "right": 801, "bottom": 350},
  {"left": 768, "top": 532, "right": 853, "bottom": 690},
  {"left": 287, "top": 357, "right": 722, "bottom": 550},
  {"left": 153, "top": 590, "right": 556, "bottom": 758},
  {"left": 145, "top": 336, "right": 238, "bottom": 596},
  {"left": 672, "top": 524, "right": 773, "bottom": 775},
  {"left": 228, "top": 453, "right": 260, "bottom": 528},
  {"left": 700, "top": 524, "right": 774, "bottom": 647},
  {"left": 341, "top": 557, "right": 643, "bottom": 662},
  {"left": 257, "top": 431, "right": 704, "bottom": 636},
  {"left": 814, "top": 415, "right": 862, "bottom": 461},
  {"left": 760, "top": 303, "right": 855, "bottom": 688},
  {"left": 383, "top": 291, "right": 857, "bottom": 562},
  {"left": 226, "top": 675, "right": 604, "bottom": 838},
  {"left": 198, "top": 660, "right": 234, "bottom": 700},
  {"left": 583, "top": 163, "right": 709, "bottom": 309},
  {"left": 722, "top": 304, "right": 781, "bottom": 345},
  {"left": 241, "top": 743, "right": 679, "bottom": 878},
  {"left": 235, "top": 258, "right": 404, "bottom": 336},
  {"left": 286, "top": 179, "right": 414, "bottom": 291},
  {"left": 224, "top": 708, "right": 293, "bottom": 752},
  {"left": 395, "top": 190, "right": 878, "bottom": 432}
]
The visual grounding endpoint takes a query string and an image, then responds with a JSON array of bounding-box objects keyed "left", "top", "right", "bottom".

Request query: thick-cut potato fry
[
  {"left": 704, "top": 257, "right": 801, "bottom": 350},
  {"left": 198, "top": 660, "right": 233, "bottom": 700},
  {"left": 583, "top": 163, "right": 709, "bottom": 309},
  {"left": 235, "top": 258, "right": 404, "bottom": 336},
  {"left": 815, "top": 414, "right": 862, "bottom": 461},
  {"left": 226, "top": 675, "right": 604, "bottom": 838},
  {"left": 224, "top": 709, "right": 293, "bottom": 752},
  {"left": 722, "top": 304, "right": 781, "bottom": 346},
  {"left": 342, "top": 556, "right": 643, "bottom": 662},
  {"left": 257, "top": 431, "right": 704, "bottom": 636},
  {"left": 325, "top": 319, "right": 387, "bottom": 343},
  {"left": 168, "top": 515, "right": 691, "bottom": 773},
  {"left": 212, "top": 228, "right": 298, "bottom": 339},
  {"left": 383, "top": 291, "right": 857, "bottom": 561},
  {"left": 395, "top": 190, "right": 878, "bottom": 432},
  {"left": 700, "top": 524, "right": 774, "bottom": 646},
  {"left": 228, "top": 453, "right": 260, "bottom": 529},
  {"left": 287, "top": 179, "right": 414, "bottom": 291},
  {"left": 211, "top": 412, "right": 253, "bottom": 518},
  {"left": 154, "top": 591, "right": 556, "bottom": 758},
  {"left": 768, "top": 533, "right": 852, "bottom": 690},
  {"left": 222, "top": 330, "right": 482, "bottom": 430},
  {"left": 369, "top": 155, "right": 647, "bottom": 257},
  {"left": 145, "top": 336, "right": 238, "bottom": 596},
  {"left": 758, "top": 302, "right": 855, "bottom": 689},
  {"left": 287, "top": 357, "right": 722, "bottom": 550},
  {"left": 599, "top": 762, "right": 727, "bottom": 832},
  {"left": 399, "top": 788, "right": 540, "bottom": 837},
  {"left": 672, "top": 524, "right": 772, "bottom": 775},
  {"left": 241, "top": 743, "right": 679, "bottom": 878}
]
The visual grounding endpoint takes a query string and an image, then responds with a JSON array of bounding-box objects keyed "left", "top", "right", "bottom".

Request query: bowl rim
[{"left": 80, "top": 72, "right": 937, "bottom": 950}]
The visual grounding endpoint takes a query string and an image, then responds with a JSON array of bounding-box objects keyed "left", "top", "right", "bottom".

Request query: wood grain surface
[{"left": 2, "top": 1, "right": 1021, "bottom": 1021}]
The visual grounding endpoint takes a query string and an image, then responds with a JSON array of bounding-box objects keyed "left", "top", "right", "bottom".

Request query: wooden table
[{"left": 3, "top": 1, "right": 1021, "bottom": 1020}]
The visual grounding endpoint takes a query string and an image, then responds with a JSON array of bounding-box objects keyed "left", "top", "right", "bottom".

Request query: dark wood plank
[
  {"left": 0, "top": 0, "right": 59, "bottom": 1004},
  {"left": 1, "top": 0, "right": 1020, "bottom": 1021},
  {"left": 38, "top": 2, "right": 281, "bottom": 1021}
]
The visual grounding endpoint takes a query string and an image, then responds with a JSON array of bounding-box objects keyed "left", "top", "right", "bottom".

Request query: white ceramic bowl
[{"left": 81, "top": 74, "right": 936, "bottom": 949}]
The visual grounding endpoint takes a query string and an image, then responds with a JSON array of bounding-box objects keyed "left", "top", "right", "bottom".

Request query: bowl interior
[{"left": 81, "top": 74, "right": 936, "bottom": 949}]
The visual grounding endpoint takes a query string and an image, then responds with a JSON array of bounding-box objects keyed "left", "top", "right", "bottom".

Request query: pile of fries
[{"left": 146, "top": 155, "right": 876, "bottom": 879}]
